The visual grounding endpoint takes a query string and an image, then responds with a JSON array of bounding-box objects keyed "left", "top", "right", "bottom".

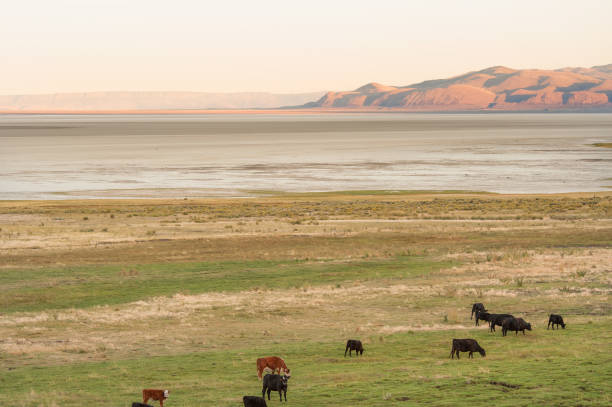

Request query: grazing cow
[
  {"left": 132, "top": 403, "right": 154, "bottom": 407},
  {"left": 262, "top": 374, "right": 289, "bottom": 402},
  {"left": 548, "top": 314, "right": 566, "bottom": 330},
  {"left": 449, "top": 339, "right": 486, "bottom": 359},
  {"left": 243, "top": 396, "right": 268, "bottom": 407},
  {"left": 344, "top": 339, "right": 364, "bottom": 357},
  {"left": 474, "top": 311, "right": 491, "bottom": 327},
  {"left": 488, "top": 314, "right": 514, "bottom": 332},
  {"left": 142, "top": 389, "right": 168, "bottom": 407},
  {"left": 257, "top": 356, "right": 290, "bottom": 379},
  {"left": 502, "top": 317, "right": 532, "bottom": 336},
  {"left": 471, "top": 303, "right": 487, "bottom": 320}
]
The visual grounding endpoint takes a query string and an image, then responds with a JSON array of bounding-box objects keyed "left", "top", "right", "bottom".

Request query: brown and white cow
[
  {"left": 142, "top": 389, "right": 169, "bottom": 407},
  {"left": 256, "top": 356, "right": 290, "bottom": 379}
]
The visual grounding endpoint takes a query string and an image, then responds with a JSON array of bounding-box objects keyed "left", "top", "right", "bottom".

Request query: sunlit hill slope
[{"left": 303, "top": 64, "right": 612, "bottom": 111}]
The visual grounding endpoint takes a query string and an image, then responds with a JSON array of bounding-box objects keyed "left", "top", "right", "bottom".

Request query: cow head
[
  {"left": 163, "top": 390, "right": 169, "bottom": 399},
  {"left": 479, "top": 348, "right": 486, "bottom": 357},
  {"left": 561, "top": 322, "right": 566, "bottom": 329},
  {"left": 526, "top": 323, "right": 532, "bottom": 331},
  {"left": 284, "top": 368, "right": 291, "bottom": 377}
]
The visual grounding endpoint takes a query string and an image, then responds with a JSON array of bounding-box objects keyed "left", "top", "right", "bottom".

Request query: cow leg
[
  {"left": 456, "top": 350, "right": 460, "bottom": 359},
  {"left": 279, "top": 390, "right": 282, "bottom": 402},
  {"left": 160, "top": 400, "right": 164, "bottom": 407},
  {"left": 284, "top": 388, "right": 287, "bottom": 402},
  {"left": 267, "top": 389, "right": 272, "bottom": 401},
  {"left": 344, "top": 347, "right": 348, "bottom": 357},
  {"left": 262, "top": 386, "right": 266, "bottom": 399}
]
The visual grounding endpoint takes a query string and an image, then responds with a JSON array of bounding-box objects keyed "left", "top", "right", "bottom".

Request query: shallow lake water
[{"left": 0, "top": 113, "right": 611, "bottom": 199}]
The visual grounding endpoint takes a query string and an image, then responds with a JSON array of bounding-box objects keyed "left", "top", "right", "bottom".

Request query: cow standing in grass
[
  {"left": 474, "top": 311, "right": 491, "bottom": 327},
  {"left": 262, "top": 374, "right": 289, "bottom": 402},
  {"left": 344, "top": 339, "right": 364, "bottom": 357},
  {"left": 548, "top": 314, "right": 566, "bottom": 330},
  {"left": 502, "top": 317, "right": 532, "bottom": 336},
  {"left": 243, "top": 396, "right": 267, "bottom": 407},
  {"left": 471, "top": 303, "right": 486, "bottom": 320},
  {"left": 142, "top": 390, "right": 168, "bottom": 407},
  {"left": 489, "top": 314, "right": 514, "bottom": 332},
  {"left": 257, "top": 356, "right": 290, "bottom": 379},
  {"left": 449, "top": 339, "right": 486, "bottom": 359}
]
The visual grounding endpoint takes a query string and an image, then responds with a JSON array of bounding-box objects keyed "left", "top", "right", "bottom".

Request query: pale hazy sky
[{"left": 2, "top": 0, "right": 611, "bottom": 95}]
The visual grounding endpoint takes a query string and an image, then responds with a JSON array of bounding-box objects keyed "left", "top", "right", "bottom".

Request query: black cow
[
  {"left": 449, "top": 339, "right": 486, "bottom": 359},
  {"left": 501, "top": 317, "right": 532, "bottom": 336},
  {"left": 344, "top": 339, "right": 364, "bottom": 357},
  {"left": 262, "top": 374, "right": 289, "bottom": 402},
  {"left": 243, "top": 396, "right": 268, "bottom": 407},
  {"left": 471, "top": 303, "right": 486, "bottom": 320},
  {"left": 548, "top": 314, "right": 566, "bottom": 330},
  {"left": 474, "top": 311, "right": 491, "bottom": 327},
  {"left": 132, "top": 404, "right": 154, "bottom": 407},
  {"left": 488, "top": 314, "right": 514, "bottom": 332}
]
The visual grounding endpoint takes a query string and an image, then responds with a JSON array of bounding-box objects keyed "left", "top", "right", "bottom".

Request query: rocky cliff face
[{"left": 307, "top": 64, "right": 612, "bottom": 111}]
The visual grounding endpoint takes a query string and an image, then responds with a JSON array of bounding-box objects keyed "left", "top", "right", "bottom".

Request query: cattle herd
[
  {"left": 131, "top": 305, "right": 566, "bottom": 406},
  {"left": 453, "top": 303, "right": 566, "bottom": 359}
]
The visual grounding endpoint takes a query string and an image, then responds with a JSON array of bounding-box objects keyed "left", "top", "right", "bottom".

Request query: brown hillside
[{"left": 307, "top": 64, "right": 612, "bottom": 111}]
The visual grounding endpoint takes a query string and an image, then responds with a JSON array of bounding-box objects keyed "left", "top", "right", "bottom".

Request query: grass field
[{"left": 1, "top": 192, "right": 611, "bottom": 406}]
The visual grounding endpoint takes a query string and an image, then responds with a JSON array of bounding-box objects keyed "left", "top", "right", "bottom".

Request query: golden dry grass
[{"left": 1, "top": 192, "right": 610, "bottom": 267}]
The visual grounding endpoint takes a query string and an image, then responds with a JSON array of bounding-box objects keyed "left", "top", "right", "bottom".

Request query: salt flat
[{"left": 1, "top": 113, "right": 611, "bottom": 199}]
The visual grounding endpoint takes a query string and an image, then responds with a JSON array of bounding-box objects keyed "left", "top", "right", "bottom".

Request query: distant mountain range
[
  {"left": 2, "top": 64, "right": 611, "bottom": 112},
  {"left": 301, "top": 64, "right": 612, "bottom": 111},
  {"left": 0, "top": 91, "right": 325, "bottom": 111}
]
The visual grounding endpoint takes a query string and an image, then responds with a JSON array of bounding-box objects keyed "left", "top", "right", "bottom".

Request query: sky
[{"left": 1, "top": 0, "right": 611, "bottom": 95}]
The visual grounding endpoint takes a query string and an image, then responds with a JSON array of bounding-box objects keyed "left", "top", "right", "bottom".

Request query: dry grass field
[{"left": 0, "top": 191, "right": 611, "bottom": 406}]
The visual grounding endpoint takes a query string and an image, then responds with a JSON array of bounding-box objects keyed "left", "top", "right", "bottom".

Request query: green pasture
[
  {"left": 0, "top": 256, "right": 453, "bottom": 314},
  {"left": 1, "top": 323, "right": 610, "bottom": 407}
]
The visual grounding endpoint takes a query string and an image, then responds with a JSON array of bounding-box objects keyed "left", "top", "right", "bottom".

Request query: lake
[{"left": 0, "top": 113, "right": 611, "bottom": 199}]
